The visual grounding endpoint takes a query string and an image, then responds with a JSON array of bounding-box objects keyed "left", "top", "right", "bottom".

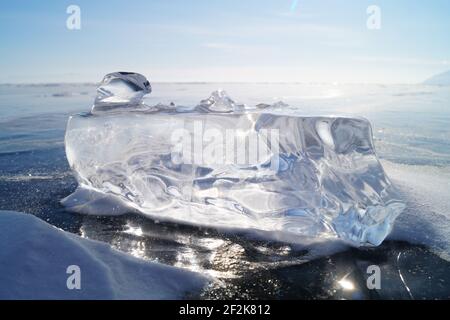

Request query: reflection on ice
[
  {"left": 338, "top": 277, "right": 355, "bottom": 291},
  {"left": 71, "top": 212, "right": 450, "bottom": 299}
]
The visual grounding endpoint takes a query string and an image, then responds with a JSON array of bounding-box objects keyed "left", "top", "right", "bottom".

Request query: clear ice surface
[{"left": 63, "top": 72, "right": 405, "bottom": 247}]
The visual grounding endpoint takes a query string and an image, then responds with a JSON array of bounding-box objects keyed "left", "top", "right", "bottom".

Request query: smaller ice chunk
[
  {"left": 92, "top": 72, "right": 151, "bottom": 113},
  {"left": 256, "top": 101, "right": 289, "bottom": 109},
  {"left": 196, "top": 90, "right": 246, "bottom": 113}
]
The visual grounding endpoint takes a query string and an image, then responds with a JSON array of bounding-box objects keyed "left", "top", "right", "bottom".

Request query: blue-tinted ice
[{"left": 63, "top": 72, "right": 405, "bottom": 246}]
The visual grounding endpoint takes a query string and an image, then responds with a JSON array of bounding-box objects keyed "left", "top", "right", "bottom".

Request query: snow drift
[{"left": 0, "top": 210, "right": 207, "bottom": 299}]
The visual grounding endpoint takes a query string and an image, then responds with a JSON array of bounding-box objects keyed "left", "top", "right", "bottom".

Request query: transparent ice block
[{"left": 63, "top": 72, "right": 405, "bottom": 246}]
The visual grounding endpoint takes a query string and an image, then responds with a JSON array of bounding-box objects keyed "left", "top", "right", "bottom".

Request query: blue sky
[{"left": 0, "top": 0, "right": 449, "bottom": 83}]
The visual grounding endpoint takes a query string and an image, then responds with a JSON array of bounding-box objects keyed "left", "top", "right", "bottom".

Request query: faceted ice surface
[
  {"left": 63, "top": 72, "right": 405, "bottom": 247},
  {"left": 196, "top": 89, "right": 246, "bottom": 113},
  {"left": 92, "top": 72, "right": 151, "bottom": 113}
]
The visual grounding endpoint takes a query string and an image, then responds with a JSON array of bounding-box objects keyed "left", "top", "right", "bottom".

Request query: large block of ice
[{"left": 63, "top": 72, "right": 404, "bottom": 246}]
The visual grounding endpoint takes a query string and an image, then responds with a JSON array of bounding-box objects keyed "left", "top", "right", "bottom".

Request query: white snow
[
  {"left": 0, "top": 210, "right": 208, "bottom": 299},
  {"left": 383, "top": 161, "right": 450, "bottom": 260}
]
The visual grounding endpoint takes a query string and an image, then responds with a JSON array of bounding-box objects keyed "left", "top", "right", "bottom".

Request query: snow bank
[
  {"left": 383, "top": 161, "right": 450, "bottom": 260},
  {"left": 0, "top": 210, "right": 208, "bottom": 299}
]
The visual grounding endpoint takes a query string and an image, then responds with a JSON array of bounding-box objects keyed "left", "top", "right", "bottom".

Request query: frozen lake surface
[{"left": 1, "top": 83, "right": 450, "bottom": 299}]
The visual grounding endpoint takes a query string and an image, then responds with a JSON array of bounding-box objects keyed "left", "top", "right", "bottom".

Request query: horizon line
[{"left": 0, "top": 80, "right": 436, "bottom": 86}]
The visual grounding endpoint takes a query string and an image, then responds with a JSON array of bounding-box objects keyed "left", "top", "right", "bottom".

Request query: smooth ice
[{"left": 63, "top": 72, "right": 405, "bottom": 247}]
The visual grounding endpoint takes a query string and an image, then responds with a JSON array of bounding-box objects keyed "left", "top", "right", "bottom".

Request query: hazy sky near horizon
[{"left": 1, "top": 0, "right": 449, "bottom": 84}]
